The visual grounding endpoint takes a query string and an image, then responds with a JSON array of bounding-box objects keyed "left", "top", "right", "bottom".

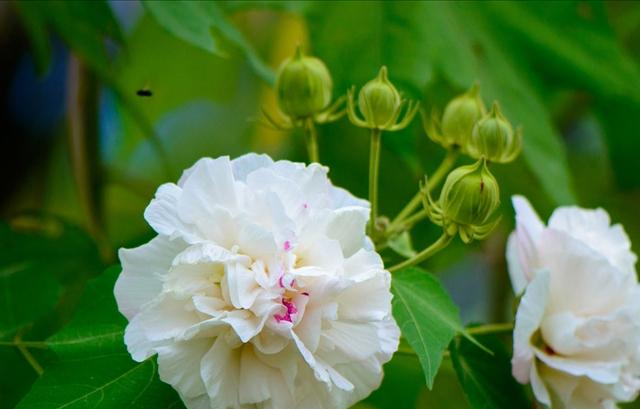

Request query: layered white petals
[
  {"left": 115, "top": 154, "right": 399, "bottom": 409},
  {"left": 508, "top": 196, "right": 640, "bottom": 409}
]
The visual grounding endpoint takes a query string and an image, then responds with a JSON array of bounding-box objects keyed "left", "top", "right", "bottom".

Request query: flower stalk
[
  {"left": 304, "top": 118, "right": 319, "bottom": 163},
  {"left": 466, "top": 322, "right": 513, "bottom": 335},
  {"left": 388, "top": 232, "right": 453, "bottom": 273},
  {"left": 368, "top": 128, "right": 382, "bottom": 237},
  {"left": 388, "top": 150, "right": 458, "bottom": 233}
]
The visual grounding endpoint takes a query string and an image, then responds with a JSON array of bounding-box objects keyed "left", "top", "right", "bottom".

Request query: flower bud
[
  {"left": 358, "top": 66, "right": 402, "bottom": 128},
  {"left": 439, "top": 159, "right": 500, "bottom": 238},
  {"left": 275, "top": 46, "right": 333, "bottom": 120},
  {"left": 468, "top": 102, "right": 522, "bottom": 163},
  {"left": 441, "top": 83, "right": 486, "bottom": 149}
]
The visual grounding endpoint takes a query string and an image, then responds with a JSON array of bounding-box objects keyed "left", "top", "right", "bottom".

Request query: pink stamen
[
  {"left": 283, "top": 298, "right": 297, "bottom": 315},
  {"left": 274, "top": 298, "right": 297, "bottom": 323},
  {"left": 278, "top": 274, "right": 295, "bottom": 289},
  {"left": 303, "top": 203, "right": 308, "bottom": 209},
  {"left": 274, "top": 313, "right": 291, "bottom": 323},
  {"left": 284, "top": 240, "right": 292, "bottom": 251}
]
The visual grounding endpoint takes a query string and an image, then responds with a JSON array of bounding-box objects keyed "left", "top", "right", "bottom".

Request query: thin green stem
[
  {"left": 427, "top": 150, "right": 458, "bottom": 192},
  {"left": 390, "top": 192, "right": 422, "bottom": 231},
  {"left": 0, "top": 341, "right": 47, "bottom": 349},
  {"left": 5, "top": 333, "right": 47, "bottom": 376},
  {"left": 368, "top": 128, "right": 382, "bottom": 237},
  {"left": 17, "top": 343, "right": 44, "bottom": 375},
  {"left": 395, "top": 346, "right": 450, "bottom": 359},
  {"left": 388, "top": 150, "right": 459, "bottom": 231},
  {"left": 385, "top": 209, "right": 428, "bottom": 239},
  {"left": 388, "top": 233, "right": 453, "bottom": 273},
  {"left": 466, "top": 322, "right": 513, "bottom": 336},
  {"left": 66, "top": 56, "right": 112, "bottom": 262},
  {"left": 304, "top": 118, "right": 319, "bottom": 163}
]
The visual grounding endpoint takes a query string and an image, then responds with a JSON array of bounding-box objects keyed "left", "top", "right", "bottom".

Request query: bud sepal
[
  {"left": 424, "top": 82, "right": 486, "bottom": 151},
  {"left": 468, "top": 101, "right": 522, "bottom": 163},
  {"left": 348, "top": 66, "right": 419, "bottom": 131},
  {"left": 261, "top": 46, "right": 345, "bottom": 130},
  {"left": 421, "top": 158, "right": 501, "bottom": 243}
]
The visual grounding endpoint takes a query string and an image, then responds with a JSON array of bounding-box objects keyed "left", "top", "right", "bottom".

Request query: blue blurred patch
[{"left": 7, "top": 40, "right": 68, "bottom": 138}]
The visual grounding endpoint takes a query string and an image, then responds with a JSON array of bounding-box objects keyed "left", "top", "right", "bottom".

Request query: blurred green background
[{"left": 2, "top": 1, "right": 640, "bottom": 408}]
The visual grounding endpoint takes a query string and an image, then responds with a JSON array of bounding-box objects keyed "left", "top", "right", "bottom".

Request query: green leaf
[
  {"left": 142, "top": 0, "right": 275, "bottom": 84},
  {"left": 15, "top": 0, "right": 122, "bottom": 77},
  {"left": 487, "top": 2, "right": 640, "bottom": 101},
  {"left": 390, "top": 267, "right": 463, "bottom": 389},
  {"left": 388, "top": 231, "right": 418, "bottom": 259},
  {"left": 0, "top": 216, "right": 103, "bottom": 408},
  {"left": 0, "top": 216, "right": 102, "bottom": 336},
  {"left": 16, "top": 266, "right": 184, "bottom": 409},
  {"left": 450, "top": 333, "right": 530, "bottom": 409}
]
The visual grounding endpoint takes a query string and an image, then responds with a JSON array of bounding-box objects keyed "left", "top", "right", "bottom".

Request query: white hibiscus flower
[
  {"left": 507, "top": 195, "right": 640, "bottom": 409},
  {"left": 114, "top": 154, "right": 400, "bottom": 409}
]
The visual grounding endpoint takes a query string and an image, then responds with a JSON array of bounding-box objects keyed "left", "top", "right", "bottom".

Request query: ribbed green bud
[
  {"left": 440, "top": 159, "right": 500, "bottom": 229},
  {"left": 358, "top": 66, "right": 402, "bottom": 128},
  {"left": 468, "top": 102, "right": 522, "bottom": 163},
  {"left": 275, "top": 46, "right": 333, "bottom": 120},
  {"left": 441, "top": 83, "right": 486, "bottom": 149}
]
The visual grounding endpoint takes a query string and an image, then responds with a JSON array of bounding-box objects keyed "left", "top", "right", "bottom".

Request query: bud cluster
[
  {"left": 418, "top": 83, "right": 524, "bottom": 242},
  {"left": 263, "top": 48, "right": 523, "bottom": 249},
  {"left": 424, "top": 83, "right": 522, "bottom": 164}
]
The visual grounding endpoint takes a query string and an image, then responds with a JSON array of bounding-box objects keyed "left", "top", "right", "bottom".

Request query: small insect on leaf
[{"left": 136, "top": 89, "right": 152, "bottom": 97}]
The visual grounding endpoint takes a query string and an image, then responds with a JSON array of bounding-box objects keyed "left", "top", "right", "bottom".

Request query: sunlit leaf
[{"left": 391, "top": 267, "right": 463, "bottom": 389}]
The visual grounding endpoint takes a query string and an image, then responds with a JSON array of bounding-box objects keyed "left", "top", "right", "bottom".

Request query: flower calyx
[
  {"left": 424, "top": 82, "right": 486, "bottom": 151},
  {"left": 347, "top": 66, "right": 419, "bottom": 131},
  {"left": 468, "top": 101, "right": 522, "bottom": 164},
  {"left": 262, "top": 46, "right": 345, "bottom": 130},
  {"left": 421, "top": 158, "right": 501, "bottom": 243}
]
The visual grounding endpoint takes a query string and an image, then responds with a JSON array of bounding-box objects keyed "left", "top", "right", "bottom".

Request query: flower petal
[
  {"left": 200, "top": 336, "right": 241, "bottom": 408},
  {"left": 115, "top": 235, "right": 185, "bottom": 320},
  {"left": 231, "top": 153, "right": 274, "bottom": 182},
  {"left": 156, "top": 339, "right": 210, "bottom": 398},
  {"left": 549, "top": 206, "right": 637, "bottom": 275},
  {"left": 512, "top": 269, "right": 550, "bottom": 383}
]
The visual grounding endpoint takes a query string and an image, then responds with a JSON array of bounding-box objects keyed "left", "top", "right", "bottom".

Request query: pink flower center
[{"left": 274, "top": 297, "right": 298, "bottom": 323}]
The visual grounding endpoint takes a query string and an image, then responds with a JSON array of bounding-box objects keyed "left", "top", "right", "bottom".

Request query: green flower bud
[
  {"left": 275, "top": 46, "right": 333, "bottom": 120},
  {"left": 441, "top": 83, "right": 486, "bottom": 149},
  {"left": 348, "top": 66, "right": 419, "bottom": 131},
  {"left": 439, "top": 159, "right": 500, "bottom": 240},
  {"left": 358, "top": 66, "right": 402, "bottom": 128},
  {"left": 468, "top": 102, "right": 522, "bottom": 164}
]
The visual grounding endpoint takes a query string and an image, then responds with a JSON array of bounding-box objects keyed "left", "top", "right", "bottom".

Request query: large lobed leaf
[
  {"left": 0, "top": 216, "right": 102, "bottom": 338},
  {"left": 16, "top": 266, "right": 184, "bottom": 409},
  {"left": 390, "top": 267, "right": 464, "bottom": 389},
  {"left": 0, "top": 216, "right": 103, "bottom": 408},
  {"left": 450, "top": 333, "right": 530, "bottom": 409}
]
